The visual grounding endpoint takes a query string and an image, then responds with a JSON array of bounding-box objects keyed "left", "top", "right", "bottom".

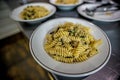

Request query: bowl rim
[
  {"left": 10, "top": 2, "right": 56, "bottom": 22},
  {"left": 29, "top": 17, "right": 111, "bottom": 77},
  {"left": 49, "top": 0, "right": 83, "bottom": 6}
]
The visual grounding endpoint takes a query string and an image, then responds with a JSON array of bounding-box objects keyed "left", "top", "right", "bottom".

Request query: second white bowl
[{"left": 49, "top": 0, "right": 83, "bottom": 10}]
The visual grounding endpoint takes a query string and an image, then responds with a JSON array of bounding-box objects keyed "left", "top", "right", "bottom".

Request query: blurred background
[{"left": 0, "top": 0, "right": 54, "bottom": 80}]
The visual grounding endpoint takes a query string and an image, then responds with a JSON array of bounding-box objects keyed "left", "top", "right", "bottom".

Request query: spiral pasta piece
[
  {"left": 53, "top": 31, "right": 69, "bottom": 38},
  {"left": 53, "top": 56, "right": 74, "bottom": 63},
  {"left": 74, "top": 55, "right": 88, "bottom": 62}
]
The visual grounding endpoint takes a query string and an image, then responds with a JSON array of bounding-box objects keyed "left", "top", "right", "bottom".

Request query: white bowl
[
  {"left": 49, "top": 0, "right": 83, "bottom": 10},
  {"left": 29, "top": 17, "right": 111, "bottom": 77},
  {"left": 10, "top": 2, "right": 56, "bottom": 24}
]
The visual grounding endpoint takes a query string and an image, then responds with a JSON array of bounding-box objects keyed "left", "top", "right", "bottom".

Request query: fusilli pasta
[
  {"left": 56, "top": 0, "right": 78, "bottom": 4},
  {"left": 20, "top": 6, "right": 50, "bottom": 20},
  {"left": 44, "top": 22, "right": 102, "bottom": 63}
]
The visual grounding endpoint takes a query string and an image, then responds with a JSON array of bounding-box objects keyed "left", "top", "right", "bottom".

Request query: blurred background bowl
[
  {"left": 49, "top": 0, "right": 83, "bottom": 10},
  {"left": 10, "top": 2, "right": 56, "bottom": 24}
]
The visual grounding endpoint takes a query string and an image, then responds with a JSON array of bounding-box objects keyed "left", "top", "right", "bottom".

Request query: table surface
[{"left": 5, "top": 0, "right": 120, "bottom": 80}]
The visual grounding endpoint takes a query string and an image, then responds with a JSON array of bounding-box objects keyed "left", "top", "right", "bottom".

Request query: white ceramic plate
[
  {"left": 10, "top": 2, "right": 56, "bottom": 24},
  {"left": 49, "top": 0, "right": 83, "bottom": 10},
  {"left": 77, "top": 3, "right": 120, "bottom": 22},
  {"left": 30, "top": 17, "right": 111, "bottom": 77}
]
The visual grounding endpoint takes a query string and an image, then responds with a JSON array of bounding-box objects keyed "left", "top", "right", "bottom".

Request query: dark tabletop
[{"left": 5, "top": 0, "right": 120, "bottom": 80}]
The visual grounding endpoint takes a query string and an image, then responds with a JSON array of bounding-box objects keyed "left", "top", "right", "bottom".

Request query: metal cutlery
[{"left": 84, "top": 3, "right": 120, "bottom": 16}]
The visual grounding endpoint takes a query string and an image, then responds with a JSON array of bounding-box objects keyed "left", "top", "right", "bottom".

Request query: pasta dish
[
  {"left": 56, "top": 0, "right": 78, "bottom": 4},
  {"left": 20, "top": 6, "right": 50, "bottom": 20},
  {"left": 44, "top": 22, "right": 102, "bottom": 63}
]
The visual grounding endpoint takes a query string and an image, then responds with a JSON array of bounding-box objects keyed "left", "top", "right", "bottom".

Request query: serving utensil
[{"left": 85, "top": 3, "right": 120, "bottom": 16}]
